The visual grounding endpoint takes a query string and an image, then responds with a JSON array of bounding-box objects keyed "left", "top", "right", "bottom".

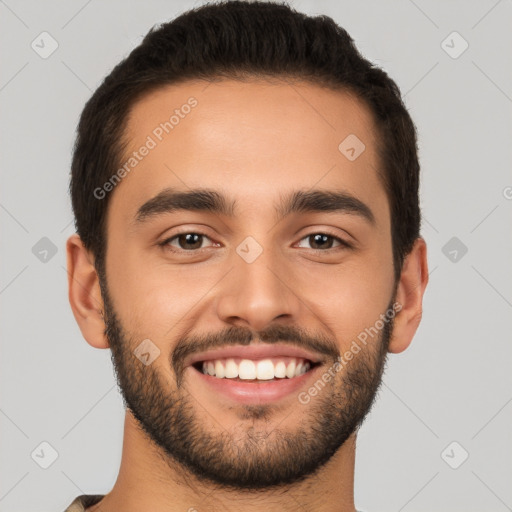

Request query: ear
[
  {"left": 388, "top": 237, "right": 428, "bottom": 354},
  {"left": 66, "top": 233, "right": 109, "bottom": 349}
]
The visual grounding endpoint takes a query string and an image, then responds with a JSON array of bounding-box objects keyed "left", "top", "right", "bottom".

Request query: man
[{"left": 64, "top": 1, "right": 428, "bottom": 510}]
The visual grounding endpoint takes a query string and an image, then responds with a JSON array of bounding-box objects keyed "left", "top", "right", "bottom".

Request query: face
[{"left": 100, "top": 79, "right": 397, "bottom": 489}]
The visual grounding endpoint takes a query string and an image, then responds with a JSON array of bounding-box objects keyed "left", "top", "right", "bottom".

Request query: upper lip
[{"left": 185, "top": 343, "right": 325, "bottom": 367}]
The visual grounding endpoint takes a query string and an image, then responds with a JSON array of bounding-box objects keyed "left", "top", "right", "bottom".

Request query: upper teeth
[{"left": 201, "top": 357, "right": 311, "bottom": 380}]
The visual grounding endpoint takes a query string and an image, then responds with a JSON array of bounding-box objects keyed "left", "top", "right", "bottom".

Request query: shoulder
[{"left": 62, "top": 494, "right": 105, "bottom": 512}]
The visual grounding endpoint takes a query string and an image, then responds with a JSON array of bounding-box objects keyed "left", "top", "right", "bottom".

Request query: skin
[{"left": 66, "top": 79, "right": 428, "bottom": 512}]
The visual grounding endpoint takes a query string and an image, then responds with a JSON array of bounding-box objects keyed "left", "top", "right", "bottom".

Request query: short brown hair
[{"left": 70, "top": 0, "right": 421, "bottom": 281}]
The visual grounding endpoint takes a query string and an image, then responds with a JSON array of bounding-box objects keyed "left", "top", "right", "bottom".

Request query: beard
[{"left": 100, "top": 279, "right": 393, "bottom": 491}]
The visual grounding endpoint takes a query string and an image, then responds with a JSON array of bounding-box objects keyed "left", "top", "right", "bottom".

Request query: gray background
[{"left": 1, "top": 1, "right": 511, "bottom": 511}]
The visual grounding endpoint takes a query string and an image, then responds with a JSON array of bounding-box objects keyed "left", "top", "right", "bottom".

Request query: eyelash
[{"left": 158, "top": 230, "right": 352, "bottom": 253}]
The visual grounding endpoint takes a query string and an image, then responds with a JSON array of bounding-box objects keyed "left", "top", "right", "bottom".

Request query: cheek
[
  {"left": 292, "top": 257, "right": 395, "bottom": 348},
  {"left": 106, "top": 245, "right": 218, "bottom": 337}
]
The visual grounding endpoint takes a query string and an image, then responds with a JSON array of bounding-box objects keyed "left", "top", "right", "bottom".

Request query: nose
[{"left": 215, "top": 245, "right": 301, "bottom": 332}]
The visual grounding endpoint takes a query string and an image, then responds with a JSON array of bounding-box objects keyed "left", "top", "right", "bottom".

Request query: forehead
[{"left": 111, "top": 78, "right": 387, "bottom": 226}]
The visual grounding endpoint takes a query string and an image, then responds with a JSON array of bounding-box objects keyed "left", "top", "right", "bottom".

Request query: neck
[{"left": 89, "top": 412, "right": 357, "bottom": 512}]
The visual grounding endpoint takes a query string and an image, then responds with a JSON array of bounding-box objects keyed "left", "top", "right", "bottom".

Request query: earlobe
[
  {"left": 66, "top": 233, "right": 109, "bottom": 349},
  {"left": 388, "top": 237, "right": 429, "bottom": 354}
]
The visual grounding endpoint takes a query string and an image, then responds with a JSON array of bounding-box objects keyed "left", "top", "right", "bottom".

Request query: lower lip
[{"left": 189, "top": 365, "right": 322, "bottom": 405}]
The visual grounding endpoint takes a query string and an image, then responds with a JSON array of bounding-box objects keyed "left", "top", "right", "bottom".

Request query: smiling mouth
[{"left": 192, "top": 356, "right": 320, "bottom": 381}]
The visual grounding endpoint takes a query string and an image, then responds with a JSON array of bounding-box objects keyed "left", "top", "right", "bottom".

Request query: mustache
[{"left": 172, "top": 324, "right": 339, "bottom": 386}]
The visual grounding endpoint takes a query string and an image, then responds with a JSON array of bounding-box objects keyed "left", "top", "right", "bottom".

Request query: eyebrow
[
  {"left": 276, "top": 189, "right": 375, "bottom": 225},
  {"left": 134, "top": 187, "right": 375, "bottom": 226},
  {"left": 135, "top": 188, "right": 235, "bottom": 223}
]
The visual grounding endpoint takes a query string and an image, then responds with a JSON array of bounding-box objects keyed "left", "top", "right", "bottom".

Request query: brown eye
[
  {"left": 163, "top": 232, "right": 213, "bottom": 251},
  {"left": 296, "top": 233, "right": 349, "bottom": 250},
  {"left": 309, "top": 234, "right": 334, "bottom": 250}
]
